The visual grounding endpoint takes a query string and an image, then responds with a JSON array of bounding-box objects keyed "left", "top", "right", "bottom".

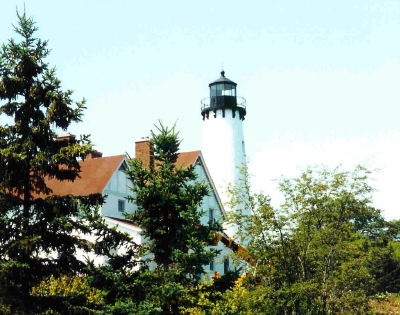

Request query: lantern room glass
[{"left": 210, "top": 84, "right": 236, "bottom": 97}]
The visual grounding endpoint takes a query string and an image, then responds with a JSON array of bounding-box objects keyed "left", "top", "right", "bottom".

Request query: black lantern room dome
[{"left": 201, "top": 71, "right": 246, "bottom": 120}]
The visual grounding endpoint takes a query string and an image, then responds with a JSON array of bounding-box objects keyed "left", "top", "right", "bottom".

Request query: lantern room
[
  {"left": 201, "top": 71, "right": 246, "bottom": 120},
  {"left": 209, "top": 71, "right": 237, "bottom": 98}
]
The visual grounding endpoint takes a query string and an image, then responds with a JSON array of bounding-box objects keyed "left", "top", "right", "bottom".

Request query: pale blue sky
[{"left": 1, "top": 1, "right": 400, "bottom": 219}]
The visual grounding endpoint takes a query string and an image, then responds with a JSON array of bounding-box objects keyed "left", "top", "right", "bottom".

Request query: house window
[
  {"left": 118, "top": 200, "right": 125, "bottom": 212},
  {"left": 224, "top": 258, "right": 230, "bottom": 274},
  {"left": 210, "top": 248, "right": 216, "bottom": 271},
  {"left": 209, "top": 209, "right": 214, "bottom": 227}
]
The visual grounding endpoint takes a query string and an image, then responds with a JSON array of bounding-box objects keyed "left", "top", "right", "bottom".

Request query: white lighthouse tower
[{"left": 201, "top": 71, "right": 248, "bottom": 238}]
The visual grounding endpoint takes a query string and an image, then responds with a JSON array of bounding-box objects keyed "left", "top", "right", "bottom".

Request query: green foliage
[
  {"left": 181, "top": 275, "right": 270, "bottom": 315},
  {"left": 4, "top": 9, "right": 400, "bottom": 315},
  {"left": 370, "top": 292, "right": 400, "bottom": 314},
  {"left": 31, "top": 274, "right": 105, "bottom": 314},
  {"left": 123, "top": 122, "right": 220, "bottom": 314},
  {"left": 0, "top": 10, "right": 140, "bottom": 314},
  {"left": 225, "top": 165, "right": 400, "bottom": 314}
]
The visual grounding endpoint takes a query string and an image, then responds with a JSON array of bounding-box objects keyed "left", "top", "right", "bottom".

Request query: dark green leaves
[
  {"left": 0, "top": 10, "right": 141, "bottom": 314},
  {"left": 124, "top": 122, "right": 219, "bottom": 314}
]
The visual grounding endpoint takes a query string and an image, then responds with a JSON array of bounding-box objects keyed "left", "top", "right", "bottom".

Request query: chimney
[
  {"left": 86, "top": 150, "right": 103, "bottom": 160},
  {"left": 135, "top": 137, "right": 152, "bottom": 168}
]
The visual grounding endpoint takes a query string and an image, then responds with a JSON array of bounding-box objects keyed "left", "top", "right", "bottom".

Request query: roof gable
[
  {"left": 39, "top": 150, "right": 224, "bottom": 218},
  {"left": 42, "top": 155, "right": 126, "bottom": 197},
  {"left": 195, "top": 152, "right": 225, "bottom": 218},
  {"left": 175, "top": 150, "right": 200, "bottom": 168}
]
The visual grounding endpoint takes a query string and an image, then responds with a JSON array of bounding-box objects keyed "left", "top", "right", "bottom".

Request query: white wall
[
  {"left": 96, "top": 159, "right": 233, "bottom": 275},
  {"left": 202, "top": 109, "right": 248, "bottom": 238},
  {"left": 74, "top": 229, "right": 106, "bottom": 266},
  {"left": 104, "top": 217, "right": 142, "bottom": 245},
  {"left": 102, "top": 168, "right": 137, "bottom": 219},
  {"left": 73, "top": 217, "right": 142, "bottom": 268},
  {"left": 194, "top": 163, "right": 233, "bottom": 276}
]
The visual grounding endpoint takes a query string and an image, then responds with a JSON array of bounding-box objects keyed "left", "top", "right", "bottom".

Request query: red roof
[
  {"left": 41, "top": 151, "right": 200, "bottom": 198},
  {"left": 175, "top": 150, "right": 200, "bottom": 168},
  {"left": 42, "top": 155, "right": 126, "bottom": 197}
]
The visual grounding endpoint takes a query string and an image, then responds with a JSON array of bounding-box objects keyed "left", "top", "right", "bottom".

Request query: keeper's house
[{"left": 44, "top": 134, "right": 231, "bottom": 275}]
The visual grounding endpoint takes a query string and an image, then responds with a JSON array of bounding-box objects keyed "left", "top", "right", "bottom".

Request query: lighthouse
[{"left": 201, "top": 71, "right": 248, "bottom": 238}]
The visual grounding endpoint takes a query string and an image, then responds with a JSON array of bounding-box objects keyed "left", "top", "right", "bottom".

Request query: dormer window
[
  {"left": 118, "top": 200, "right": 125, "bottom": 212},
  {"left": 210, "top": 248, "right": 216, "bottom": 271},
  {"left": 209, "top": 209, "right": 214, "bottom": 227},
  {"left": 224, "top": 258, "right": 230, "bottom": 273}
]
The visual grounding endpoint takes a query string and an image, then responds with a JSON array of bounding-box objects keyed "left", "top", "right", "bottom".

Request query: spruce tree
[
  {"left": 125, "top": 122, "right": 219, "bottom": 314},
  {"left": 0, "top": 11, "right": 137, "bottom": 314}
]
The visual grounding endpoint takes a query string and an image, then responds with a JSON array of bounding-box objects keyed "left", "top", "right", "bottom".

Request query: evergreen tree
[
  {"left": 0, "top": 11, "right": 138, "bottom": 314},
  {"left": 124, "top": 122, "right": 219, "bottom": 314}
]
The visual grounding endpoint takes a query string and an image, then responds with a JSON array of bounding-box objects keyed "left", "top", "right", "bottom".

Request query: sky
[{"left": 1, "top": 0, "right": 400, "bottom": 219}]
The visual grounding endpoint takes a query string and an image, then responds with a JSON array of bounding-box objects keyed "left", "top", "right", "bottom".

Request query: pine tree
[
  {"left": 125, "top": 122, "right": 219, "bottom": 314},
  {"left": 0, "top": 10, "right": 138, "bottom": 314}
]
